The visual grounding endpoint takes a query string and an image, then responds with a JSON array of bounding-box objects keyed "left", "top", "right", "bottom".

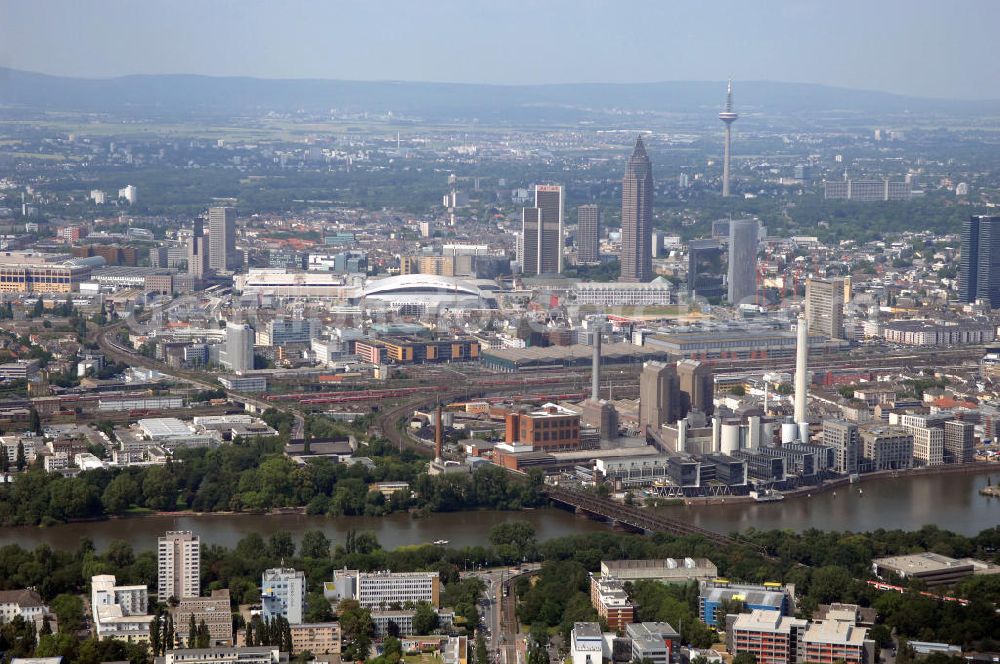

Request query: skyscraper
[
  {"left": 719, "top": 80, "right": 738, "bottom": 197},
  {"left": 224, "top": 322, "right": 254, "bottom": 374},
  {"left": 577, "top": 204, "right": 600, "bottom": 264},
  {"left": 535, "top": 185, "right": 564, "bottom": 275},
  {"left": 187, "top": 219, "right": 210, "bottom": 281},
  {"left": 727, "top": 218, "right": 759, "bottom": 304},
  {"left": 960, "top": 215, "right": 1000, "bottom": 308},
  {"left": 208, "top": 206, "right": 236, "bottom": 273},
  {"left": 805, "top": 278, "right": 845, "bottom": 339},
  {"left": 639, "top": 361, "right": 680, "bottom": 432},
  {"left": 157, "top": 530, "right": 200, "bottom": 600},
  {"left": 621, "top": 136, "right": 654, "bottom": 282},
  {"left": 519, "top": 207, "right": 540, "bottom": 276}
]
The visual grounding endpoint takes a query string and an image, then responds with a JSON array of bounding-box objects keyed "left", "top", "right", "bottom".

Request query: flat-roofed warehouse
[
  {"left": 600, "top": 558, "right": 719, "bottom": 583},
  {"left": 872, "top": 552, "right": 1000, "bottom": 586},
  {"left": 480, "top": 342, "right": 668, "bottom": 372},
  {"left": 645, "top": 329, "right": 847, "bottom": 360}
]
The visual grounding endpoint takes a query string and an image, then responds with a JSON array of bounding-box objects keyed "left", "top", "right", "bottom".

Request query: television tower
[{"left": 719, "top": 79, "right": 739, "bottom": 197}]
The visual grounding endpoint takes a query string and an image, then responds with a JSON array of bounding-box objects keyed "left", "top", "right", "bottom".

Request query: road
[{"left": 461, "top": 564, "right": 542, "bottom": 664}]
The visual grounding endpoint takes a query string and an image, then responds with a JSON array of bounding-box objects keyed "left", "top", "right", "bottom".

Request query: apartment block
[
  {"left": 589, "top": 575, "right": 634, "bottom": 632},
  {"left": 158, "top": 531, "right": 201, "bottom": 600}
]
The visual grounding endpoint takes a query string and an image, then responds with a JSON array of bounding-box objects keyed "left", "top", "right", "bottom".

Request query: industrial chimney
[
  {"left": 793, "top": 316, "right": 809, "bottom": 426},
  {"left": 591, "top": 333, "right": 602, "bottom": 402},
  {"left": 434, "top": 404, "right": 443, "bottom": 463}
]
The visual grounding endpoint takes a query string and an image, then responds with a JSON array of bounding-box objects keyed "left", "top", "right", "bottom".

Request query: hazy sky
[{"left": 2, "top": 0, "right": 997, "bottom": 99}]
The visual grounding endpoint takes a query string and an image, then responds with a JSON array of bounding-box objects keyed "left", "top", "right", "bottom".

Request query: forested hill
[{"left": 2, "top": 67, "right": 999, "bottom": 119}]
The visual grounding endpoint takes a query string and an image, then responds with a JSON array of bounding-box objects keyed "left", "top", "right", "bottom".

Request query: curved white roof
[{"left": 363, "top": 274, "right": 485, "bottom": 298}]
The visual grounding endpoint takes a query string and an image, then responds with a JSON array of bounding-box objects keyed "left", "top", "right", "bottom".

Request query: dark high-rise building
[
  {"left": 187, "top": 219, "right": 209, "bottom": 281},
  {"left": 535, "top": 185, "right": 564, "bottom": 275},
  {"left": 208, "top": 206, "right": 237, "bottom": 273},
  {"left": 727, "top": 218, "right": 759, "bottom": 304},
  {"left": 687, "top": 240, "right": 725, "bottom": 298},
  {"left": 960, "top": 215, "right": 1000, "bottom": 308},
  {"left": 577, "top": 204, "right": 600, "bottom": 264},
  {"left": 620, "top": 137, "right": 654, "bottom": 282}
]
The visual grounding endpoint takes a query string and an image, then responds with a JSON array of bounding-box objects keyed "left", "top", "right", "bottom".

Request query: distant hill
[{"left": 1, "top": 68, "right": 998, "bottom": 120}]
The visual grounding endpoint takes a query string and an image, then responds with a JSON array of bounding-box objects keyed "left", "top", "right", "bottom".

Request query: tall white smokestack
[
  {"left": 591, "top": 333, "right": 601, "bottom": 402},
  {"left": 794, "top": 316, "right": 809, "bottom": 424}
]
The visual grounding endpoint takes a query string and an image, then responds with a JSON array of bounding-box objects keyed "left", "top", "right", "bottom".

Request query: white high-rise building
[
  {"left": 262, "top": 568, "right": 305, "bottom": 625},
  {"left": 223, "top": 322, "right": 255, "bottom": 375},
  {"left": 118, "top": 185, "right": 138, "bottom": 204},
  {"left": 208, "top": 206, "right": 237, "bottom": 272},
  {"left": 158, "top": 530, "right": 201, "bottom": 600}
]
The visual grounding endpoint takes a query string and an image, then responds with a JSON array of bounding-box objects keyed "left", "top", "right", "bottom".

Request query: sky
[{"left": 1, "top": 0, "right": 998, "bottom": 100}]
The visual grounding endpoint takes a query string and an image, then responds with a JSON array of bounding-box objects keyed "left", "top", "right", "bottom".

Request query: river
[
  {"left": 2, "top": 469, "right": 998, "bottom": 552},
  {"left": 668, "top": 467, "right": 1000, "bottom": 537}
]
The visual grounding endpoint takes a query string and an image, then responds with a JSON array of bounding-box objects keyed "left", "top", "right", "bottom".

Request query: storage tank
[
  {"left": 721, "top": 424, "right": 741, "bottom": 455},
  {"left": 781, "top": 421, "right": 798, "bottom": 444}
]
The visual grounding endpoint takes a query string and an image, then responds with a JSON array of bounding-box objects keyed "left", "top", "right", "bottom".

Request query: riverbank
[{"left": 679, "top": 461, "right": 999, "bottom": 506}]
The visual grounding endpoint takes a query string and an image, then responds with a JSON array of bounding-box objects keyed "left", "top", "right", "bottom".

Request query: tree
[
  {"left": 304, "top": 591, "right": 334, "bottom": 623},
  {"left": 475, "top": 630, "right": 489, "bottom": 664},
  {"left": 386, "top": 619, "right": 401, "bottom": 639},
  {"left": 15, "top": 440, "right": 26, "bottom": 471},
  {"left": 338, "top": 601, "right": 373, "bottom": 662},
  {"left": 411, "top": 601, "right": 439, "bottom": 635},
  {"left": 50, "top": 593, "right": 85, "bottom": 633},
  {"left": 150, "top": 611, "right": 162, "bottom": 656},
  {"left": 197, "top": 619, "right": 211, "bottom": 648},
  {"left": 382, "top": 635, "right": 403, "bottom": 664},
  {"left": 189, "top": 613, "right": 198, "bottom": 648},
  {"left": 164, "top": 614, "right": 174, "bottom": 652},
  {"left": 897, "top": 638, "right": 916, "bottom": 664},
  {"left": 0, "top": 449, "right": 9, "bottom": 473},
  {"left": 732, "top": 653, "right": 757, "bottom": 664},
  {"left": 102, "top": 473, "right": 141, "bottom": 513},
  {"left": 29, "top": 408, "right": 42, "bottom": 436},
  {"left": 299, "top": 530, "right": 331, "bottom": 559},
  {"left": 267, "top": 532, "right": 295, "bottom": 560}
]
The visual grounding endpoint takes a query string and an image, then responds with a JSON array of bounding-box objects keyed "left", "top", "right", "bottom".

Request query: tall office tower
[
  {"left": 943, "top": 420, "right": 975, "bottom": 464},
  {"left": 677, "top": 359, "right": 715, "bottom": 417},
  {"left": 577, "top": 204, "right": 600, "bottom": 264},
  {"left": 520, "top": 207, "right": 540, "bottom": 276},
  {"left": 805, "top": 277, "right": 846, "bottom": 339},
  {"left": 535, "top": 185, "right": 564, "bottom": 275},
  {"left": 822, "top": 420, "right": 860, "bottom": 474},
  {"left": 261, "top": 568, "right": 305, "bottom": 625},
  {"left": 687, "top": 240, "right": 726, "bottom": 298},
  {"left": 187, "top": 219, "right": 210, "bottom": 281},
  {"left": 225, "top": 322, "right": 254, "bottom": 374},
  {"left": 638, "top": 361, "right": 680, "bottom": 432},
  {"left": 727, "top": 218, "right": 759, "bottom": 304},
  {"left": 208, "top": 206, "right": 237, "bottom": 272},
  {"left": 620, "top": 137, "right": 654, "bottom": 282},
  {"left": 959, "top": 215, "right": 1000, "bottom": 307},
  {"left": 157, "top": 531, "right": 200, "bottom": 600},
  {"left": 718, "top": 80, "right": 738, "bottom": 197}
]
